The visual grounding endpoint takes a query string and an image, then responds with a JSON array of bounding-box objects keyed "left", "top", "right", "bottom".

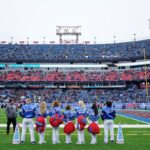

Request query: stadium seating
[
  {"left": 0, "top": 39, "right": 150, "bottom": 105},
  {"left": 0, "top": 87, "right": 149, "bottom": 104},
  {"left": 0, "top": 39, "right": 150, "bottom": 62},
  {"left": 0, "top": 69, "right": 150, "bottom": 82}
]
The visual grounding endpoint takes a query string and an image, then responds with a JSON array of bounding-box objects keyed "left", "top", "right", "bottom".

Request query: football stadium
[{"left": 0, "top": 0, "right": 150, "bottom": 150}]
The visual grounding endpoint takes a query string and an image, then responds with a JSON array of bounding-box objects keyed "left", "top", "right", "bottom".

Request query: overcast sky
[{"left": 0, "top": 0, "right": 150, "bottom": 43}]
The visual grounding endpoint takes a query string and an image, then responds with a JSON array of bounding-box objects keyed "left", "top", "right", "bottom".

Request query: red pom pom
[
  {"left": 35, "top": 116, "right": 45, "bottom": 133},
  {"left": 64, "top": 122, "right": 75, "bottom": 134},
  {"left": 58, "top": 114, "right": 64, "bottom": 124},
  {"left": 49, "top": 114, "right": 64, "bottom": 127},
  {"left": 49, "top": 117, "right": 59, "bottom": 127},
  {"left": 77, "top": 115, "right": 86, "bottom": 130},
  {"left": 88, "top": 122, "right": 100, "bottom": 134}
]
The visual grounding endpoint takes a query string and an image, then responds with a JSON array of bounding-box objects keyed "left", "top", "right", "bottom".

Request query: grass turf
[
  {"left": 0, "top": 108, "right": 149, "bottom": 150},
  {"left": 0, "top": 128, "right": 150, "bottom": 150}
]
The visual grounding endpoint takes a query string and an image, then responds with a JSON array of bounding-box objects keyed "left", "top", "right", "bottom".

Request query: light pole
[
  {"left": 94, "top": 37, "right": 96, "bottom": 44},
  {"left": 27, "top": 37, "right": 29, "bottom": 44},
  {"left": 113, "top": 35, "right": 116, "bottom": 44},
  {"left": 143, "top": 47, "right": 149, "bottom": 97},
  {"left": 10, "top": 36, "right": 13, "bottom": 44},
  {"left": 84, "top": 42, "right": 88, "bottom": 59},
  {"left": 144, "top": 19, "right": 150, "bottom": 98},
  {"left": 43, "top": 36, "right": 46, "bottom": 44},
  {"left": 148, "top": 19, "right": 150, "bottom": 30},
  {"left": 133, "top": 33, "right": 136, "bottom": 42}
]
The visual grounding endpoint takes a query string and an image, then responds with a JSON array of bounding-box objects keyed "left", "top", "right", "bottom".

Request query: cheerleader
[
  {"left": 63, "top": 105, "right": 76, "bottom": 144},
  {"left": 49, "top": 100, "right": 62, "bottom": 144},
  {"left": 75, "top": 100, "right": 87, "bottom": 144},
  {"left": 101, "top": 101, "right": 116, "bottom": 144},
  {"left": 19, "top": 98, "right": 36, "bottom": 144},
  {"left": 36, "top": 101, "right": 48, "bottom": 144},
  {"left": 87, "top": 102, "right": 100, "bottom": 144}
]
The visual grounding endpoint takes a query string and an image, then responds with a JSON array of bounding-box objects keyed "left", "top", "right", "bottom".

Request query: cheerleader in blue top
[
  {"left": 63, "top": 105, "right": 76, "bottom": 144},
  {"left": 75, "top": 100, "right": 87, "bottom": 144},
  {"left": 36, "top": 101, "right": 48, "bottom": 144},
  {"left": 49, "top": 100, "right": 62, "bottom": 144},
  {"left": 87, "top": 102, "right": 100, "bottom": 144}
]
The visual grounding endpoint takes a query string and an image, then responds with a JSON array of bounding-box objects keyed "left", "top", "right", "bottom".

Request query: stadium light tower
[{"left": 56, "top": 26, "right": 82, "bottom": 44}]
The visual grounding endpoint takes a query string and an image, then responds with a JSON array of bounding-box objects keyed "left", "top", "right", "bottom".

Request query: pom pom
[
  {"left": 35, "top": 116, "right": 45, "bottom": 133},
  {"left": 64, "top": 122, "right": 75, "bottom": 134},
  {"left": 49, "top": 114, "right": 64, "bottom": 127},
  {"left": 77, "top": 115, "right": 87, "bottom": 130},
  {"left": 88, "top": 122, "right": 100, "bottom": 134}
]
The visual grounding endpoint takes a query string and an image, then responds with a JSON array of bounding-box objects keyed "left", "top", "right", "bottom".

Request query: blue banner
[
  {"left": 0, "top": 64, "right": 5, "bottom": 67},
  {"left": 9, "top": 64, "right": 40, "bottom": 68}
]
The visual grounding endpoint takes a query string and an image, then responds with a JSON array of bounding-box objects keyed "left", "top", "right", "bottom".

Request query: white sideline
[{"left": 0, "top": 124, "right": 150, "bottom": 128}]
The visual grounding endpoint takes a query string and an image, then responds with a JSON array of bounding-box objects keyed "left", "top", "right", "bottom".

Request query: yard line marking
[
  {"left": 128, "top": 131, "right": 150, "bottom": 133},
  {"left": 2, "top": 132, "right": 150, "bottom": 136},
  {"left": 126, "top": 134, "right": 138, "bottom": 135},
  {"left": 1, "top": 124, "right": 150, "bottom": 128},
  {"left": 117, "top": 114, "right": 149, "bottom": 124}
]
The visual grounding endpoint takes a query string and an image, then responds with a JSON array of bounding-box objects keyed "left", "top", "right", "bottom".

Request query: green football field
[
  {"left": 0, "top": 128, "right": 150, "bottom": 150},
  {"left": 0, "top": 108, "right": 150, "bottom": 150}
]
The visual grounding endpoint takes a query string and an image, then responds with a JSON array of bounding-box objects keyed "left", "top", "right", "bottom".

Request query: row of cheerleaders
[{"left": 19, "top": 99, "right": 116, "bottom": 144}]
